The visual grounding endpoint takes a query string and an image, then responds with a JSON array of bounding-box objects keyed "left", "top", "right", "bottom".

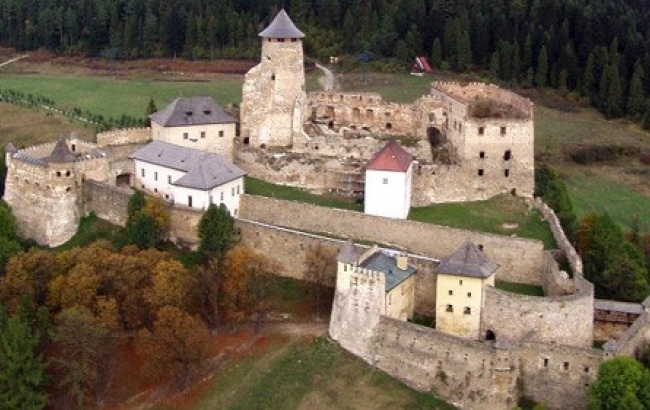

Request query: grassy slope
[
  {"left": 495, "top": 280, "right": 544, "bottom": 296},
  {"left": 0, "top": 74, "right": 242, "bottom": 121},
  {"left": 194, "top": 337, "right": 454, "bottom": 410},
  {"left": 409, "top": 195, "right": 556, "bottom": 249}
]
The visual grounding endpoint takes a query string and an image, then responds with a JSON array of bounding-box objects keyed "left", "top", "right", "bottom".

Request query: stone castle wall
[
  {"left": 482, "top": 275, "right": 594, "bottom": 348},
  {"left": 96, "top": 127, "right": 152, "bottom": 147},
  {"left": 239, "top": 195, "right": 545, "bottom": 284},
  {"left": 83, "top": 180, "right": 131, "bottom": 226}
]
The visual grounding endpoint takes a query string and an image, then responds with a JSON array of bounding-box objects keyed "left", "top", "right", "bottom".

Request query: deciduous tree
[
  {"left": 589, "top": 356, "right": 650, "bottom": 409},
  {"left": 198, "top": 203, "right": 237, "bottom": 262}
]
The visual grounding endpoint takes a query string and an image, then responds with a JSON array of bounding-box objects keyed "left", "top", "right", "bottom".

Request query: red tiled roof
[{"left": 365, "top": 140, "right": 414, "bottom": 172}]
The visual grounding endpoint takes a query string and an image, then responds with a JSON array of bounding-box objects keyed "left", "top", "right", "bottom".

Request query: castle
[{"left": 3, "top": 10, "right": 650, "bottom": 410}]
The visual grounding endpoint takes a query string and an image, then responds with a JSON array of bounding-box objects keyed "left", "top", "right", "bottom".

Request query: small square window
[
  {"left": 467, "top": 292, "right": 472, "bottom": 298},
  {"left": 500, "top": 126, "right": 506, "bottom": 135},
  {"left": 448, "top": 290, "right": 453, "bottom": 296},
  {"left": 478, "top": 169, "right": 484, "bottom": 177},
  {"left": 464, "top": 307, "right": 471, "bottom": 315},
  {"left": 479, "top": 151, "right": 485, "bottom": 159},
  {"left": 382, "top": 178, "right": 388, "bottom": 184},
  {"left": 542, "top": 358, "right": 549, "bottom": 368},
  {"left": 504, "top": 169, "right": 510, "bottom": 177},
  {"left": 478, "top": 126, "right": 485, "bottom": 135},
  {"left": 183, "top": 132, "right": 189, "bottom": 140},
  {"left": 201, "top": 131, "right": 206, "bottom": 139},
  {"left": 459, "top": 280, "right": 463, "bottom": 285},
  {"left": 219, "top": 130, "right": 224, "bottom": 137},
  {"left": 446, "top": 304, "right": 453, "bottom": 312},
  {"left": 563, "top": 362, "right": 570, "bottom": 371},
  {"left": 504, "top": 150, "right": 512, "bottom": 160}
]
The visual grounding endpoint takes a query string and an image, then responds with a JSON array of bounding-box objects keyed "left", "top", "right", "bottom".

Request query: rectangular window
[
  {"left": 382, "top": 178, "right": 388, "bottom": 184},
  {"left": 231, "top": 187, "right": 235, "bottom": 196},
  {"left": 201, "top": 131, "right": 206, "bottom": 139},
  {"left": 459, "top": 280, "right": 463, "bottom": 285},
  {"left": 141, "top": 168, "right": 145, "bottom": 178},
  {"left": 464, "top": 307, "right": 471, "bottom": 315},
  {"left": 448, "top": 290, "right": 453, "bottom": 296},
  {"left": 563, "top": 362, "right": 570, "bottom": 371},
  {"left": 467, "top": 292, "right": 472, "bottom": 298},
  {"left": 183, "top": 132, "right": 189, "bottom": 140},
  {"left": 154, "top": 172, "right": 158, "bottom": 181},
  {"left": 219, "top": 130, "right": 224, "bottom": 138},
  {"left": 446, "top": 304, "right": 453, "bottom": 312},
  {"left": 542, "top": 358, "right": 549, "bottom": 368},
  {"left": 351, "top": 277, "right": 358, "bottom": 286},
  {"left": 478, "top": 169, "right": 484, "bottom": 177},
  {"left": 478, "top": 126, "right": 485, "bottom": 135},
  {"left": 221, "top": 192, "right": 224, "bottom": 201},
  {"left": 188, "top": 196, "right": 193, "bottom": 208},
  {"left": 479, "top": 151, "right": 485, "bottom": 159},
  {"left": 389, "top": 294, "right": 392, "bottom": 305},
  {"left": 500, "top": 126, "right": 506, "bottom": 135},
  {"left": 504, "top": 169, "right": 510, "bottom": 177},
  {"left": 237, "top": 185, "right": 240, "bottom": 194},
  {"left": 168, "top": 175, "right": 172, "bottom": 184},
  {"left": 504, "top": 150, "right": 512, "bottom": 160}
]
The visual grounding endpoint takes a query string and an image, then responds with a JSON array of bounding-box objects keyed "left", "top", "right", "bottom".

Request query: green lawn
[
  {"left": 0, "top": 74, "right": 242, "bottom": 121},
  {"left": 409, "top": 195, "right": 557, "bottom": 249},
  {"left": 194, "top": 337, "right": 454, "bottom": 410},
  {"left": 495, "top": 280, "right": 545, "bottom": 296},
  {"left": 245, "top": 176, "right": 363, "bottom": 211},
  {"left": 564, "top": 175, "right": 650, "bottom": 231},
  {"left": 53, "top": 213, "right": 122, "bottom": 252}
]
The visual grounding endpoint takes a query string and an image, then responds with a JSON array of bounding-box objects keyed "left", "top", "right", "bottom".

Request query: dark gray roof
[
  {"left": 259, "top": 9, "right": 305, "bottom": 39},
  {"left": 436, "top": 239, "right": 499, "bottom": 278},
  {"left": 361, "top": 251, "right": 416, "bottom": 292},
  {"left": 131, "top": 141, "right": 245, "bottom": 190},
  {"left": 594, "top": 299, "right": 643, "bottom": 315},
  {"left": 149, "top": 96, "right": 236, "bottom": 127},
  {"left": 46, "top": 139, "right": 76, "bottom": 163},
  {"left": 338, "top": 240, "right": 360, "bottom": 264}
]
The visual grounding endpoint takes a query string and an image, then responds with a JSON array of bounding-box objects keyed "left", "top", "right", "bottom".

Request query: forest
[{"left": 1, "top": 0, "right": 650, "bottom": 121}]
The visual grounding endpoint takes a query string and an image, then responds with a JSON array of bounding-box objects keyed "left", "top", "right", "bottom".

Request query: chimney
[{"left": 396, "top": 253, "right": 408, "bottom": 270}]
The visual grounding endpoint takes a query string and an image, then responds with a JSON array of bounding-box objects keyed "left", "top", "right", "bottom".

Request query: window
[
  {"left": 459, "top": 280, "right": 463, "bottom": 285},
  {"left": 479, "top": 151, "right": 485, "bottom": 159},
  {"left": 201, "top": 131, "right": 206, "bottom": 139},
  {"left": 183, "top": 132, "right": 189, "bottom": 140},
  {"left": 56, "top": 171, "right": 62, "bottom": 177},
  {"left": 220, "top": 192, "right": 224, "bottom": 201},
  {"left": 271, "top": 74, "right": 276, "bottom": 81},
  {"left": 542, "top": 358, "right": 549, "bottom": 368},
  {"left": 478, "top": 126, "right": 485, "bottom": 135},
  {"left": 504, "top": 169, "right": 510, "bottom": 177},
  {"left": 563, "top": 362, "right": 570, "bottom": 371},
  {"left": 446, "top": 304, "right": 453, "bottom": 312},
  {"left": 141, "top": 168, "right": 145, "bottom": 178},
  {"left": 351, "top": 277, "right": 358, "bottom": 286},
  {"left": 467, "top": 292, "right": 472, "bottom": 298},
  {"left": 168, "top": 175, "right": 172, "bottom": 184},
  {"left": 389, "top": 294, "right": 392, "bottom": 305},
  {"left": 231, "top": 187, "right": 235, "bottom": 196},
  {"left": 219, "top": 130, "right": 224, "bottom": 137},
  {"left": 464, "top": 307, "right": 471, "bottom": 315},
  {"left": 500, "top": 126, "right": 506, "bottom": 135},
  {"left": 504, "top": 150, "right": 512, "bottom": 160},
  {"left": 154, "top": 172, "right": 158, "bottom": 181},
  {"left": 237, "top": 185, "right": 240, "bottom": 194},
  {"left": 382, "top": 178, "right": 388, "bottom": 184},
  {"left": 448, "top": 290, "right": 453, "bottom": 296},
  {"left": 65, "top": 170, "right": 71, "bottom": 177},
  {"left": 188, "top": 196, "right": 193, "bottom": 208},
  {"left": 478, "top": 169, "right": 484, "bottom": 176}
]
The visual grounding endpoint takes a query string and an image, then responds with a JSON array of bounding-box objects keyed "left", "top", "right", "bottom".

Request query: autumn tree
[
  {"left": 0, "top": 249, "right": 57, "bottom": 311},
  {"left": 137, "top": 306, "right": 211, "bottom": 387},
  {"left": 303, "top": 243, "right": 337, "bottom": 319},
  {"left": 145, "top": 259, "right": 194, "bottom": 312},
  {"left": 0, "top": 305, "right": 48, "bottom": 409},
  {"left": 198, "top": 203, "right": 237, "bottom": 262},
  {"left": 221, "top": 245, "right": 278, "bottom": 330},
  {"left": 52, "top": 307, "right": 109, "bottom": 410}
]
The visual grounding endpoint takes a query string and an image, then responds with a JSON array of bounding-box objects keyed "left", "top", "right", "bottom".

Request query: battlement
[
  {"left": 431, "top": 81, "right": 533, "bottom": 119},
  {"left": 350, "top": 266, "right": 385, "bottom": 284},
  {"left": 96, "top": 127, "right": 151, "bottom": 147}
]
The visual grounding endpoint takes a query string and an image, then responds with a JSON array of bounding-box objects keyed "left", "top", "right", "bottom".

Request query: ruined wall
[
  {"left": 371, "top": 317, "right": 519, "bottom": 410},
  {"left": 96, "top": 128, "right": 152, "bottom": 147},
  {"left": 82, "top": 180, "right": 130, "bottom": 226},
  {"left": 541, "top": 252, "right": 574, "bottom": 296},
  {"left": 605, "top": 297, "right": 650, "bottom": 358},
  {"left": 239, "top": 195, "right": 545, "bottom": 283},
  {"left": 518, "top": 342, "right": 602, "bottom": 409},
  {"left": 481, "top": 275, "right": 594, "bottom": 348}
]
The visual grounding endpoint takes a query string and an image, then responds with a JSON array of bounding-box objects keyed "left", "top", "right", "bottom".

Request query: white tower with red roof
[{"left": 364, "top": 140, "right": 414, "bottom": 219}]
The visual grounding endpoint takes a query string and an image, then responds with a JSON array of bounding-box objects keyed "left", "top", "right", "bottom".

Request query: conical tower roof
[
  {"left": 337, "top": 240, "right": 360, "bottom": 264},
  {"left": 259, "top": 9, "right": 305, "bottom": 39},
  {"left": 46, "top": 138, "right": 76, "bottom": 163},
  {"left": 435, "top": 239, "right": 499, "bottom": 278}
]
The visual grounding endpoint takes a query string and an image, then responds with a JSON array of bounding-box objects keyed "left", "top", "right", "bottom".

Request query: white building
[
  {"left": 364, "top": 140, "right": 414, "bottom": 219},
  {"left": 149, "top": 96, "right": 237, "bottom": 161},
  {"left": 132, "top": 141, "right": 246, "bottom": 216}
]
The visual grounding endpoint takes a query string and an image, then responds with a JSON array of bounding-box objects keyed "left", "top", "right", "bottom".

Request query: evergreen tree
[
  {"left": 606, "top": 63, "right": 623, "bottom": 118},
  {"left": 643, "top": 97, "right": 650, "bottom": 130},
  {"left": 490, "top": 52, "right": 500, "bottom": 80},
  {"left": 627, "top": 61, "right": 645, "bottom": 119},
  {"left": 431, "top": 38, "right": 442, "bottom": 67},
  {"left": 198, "top": 203, "right": 237, "bottom": 262},
  {"left": 0, "top": 307, "right": 48, "bottom": 409},
  {"left": 125, "top": 213, "right": 158, "bottom": 250},
  {"left": 535, "top": 46, "right": 548, "bottom": 87},
  {"left": 582, "top": 52, "right": 597, "bottom": 100},
  {"left": 456, "top": 31, "right": 472, "bottom": 71},
  {"left": 145, "top": 97, "right": 157, "bottom": 127},
  {"left": 127, "top": 189, "right": 146, "bottom": 219}
]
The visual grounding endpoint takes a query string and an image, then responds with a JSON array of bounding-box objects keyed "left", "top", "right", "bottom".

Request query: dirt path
[
  {"left": 0, "top": 54, "right": 28, "bottom": 69},
  {"left": 315, "top": 62, "right": 337, "bottom": 91}
]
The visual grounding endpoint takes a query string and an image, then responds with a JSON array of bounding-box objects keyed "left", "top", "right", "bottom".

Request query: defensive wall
[
  {"left": 96, "top": 127, "right": 152, "bottom": 147},
  {"left": 83, "top": 180, "right": 131, "bottom": 227},
  {"left": 238, "top": 195, "right": 545, "bottom": 284}
]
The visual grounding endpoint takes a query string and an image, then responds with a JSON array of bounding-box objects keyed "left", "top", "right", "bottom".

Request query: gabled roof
[
  {"left": 361, "top": 251, "right": 417, "bottom": 292},
  {"left": 365, "top": 140, "right": 414, "bottom": 172},
  {"left": 259, "top": 9, "right": 305, "bottom": 39},
  {"left": 131, "top": 141, "right": 245, "bottom": 190},
  {"left": 149, "top": 96, "right": 236, "bottom": 127},
  {"left": 436, "top": 239, "right": 499, "bottom": 278},
  {"left": 46, "top": 139, "right": 76, "bottom": 163},
  {"left": 337, "top": 240, "right": 360, "bottom": 264}
]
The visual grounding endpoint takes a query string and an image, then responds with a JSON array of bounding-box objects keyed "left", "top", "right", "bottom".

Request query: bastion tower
[{"left": 240, "top": 9, "right": 307, "bottom": 148}]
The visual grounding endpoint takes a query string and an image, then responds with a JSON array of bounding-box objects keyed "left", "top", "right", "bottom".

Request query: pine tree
[
  {"left": 606, "top": 63, "right": 623, "bottom": 118},
  {"left": 535, "top": 46, "right": 548, "bottom": 87},
  {"left": 456, "top": 31, "right": 472, "bottom": 71},
  {"left": 642, "top": 97, "right": 650, "bottom": 130},
  {"left": 431, "top": 38, "right": 442, "bottom": 67},
  {"left": 582, "top": 52, "right": 596, "bottom": 100},
  {"left": 0, "top": 308, "right": 48, "bottom": 409},
  {"left": 627, "top": 61, "right": 645, "bottom": 119},
  {"left": 490, "top": 52, "right": 500, "bottom": 80}
]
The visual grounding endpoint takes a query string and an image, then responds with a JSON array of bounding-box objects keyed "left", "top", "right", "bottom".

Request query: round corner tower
[{"left": 240, "top": 9, "right": 307, "bottom": 148}]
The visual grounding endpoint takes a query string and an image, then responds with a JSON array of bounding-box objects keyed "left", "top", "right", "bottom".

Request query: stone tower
[{"left": 240, "top": 9, "right": 307, "bottom": 148}]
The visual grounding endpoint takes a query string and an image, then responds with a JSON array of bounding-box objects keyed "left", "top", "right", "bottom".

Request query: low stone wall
[
  {"left": 168, "top": 205, "right": 203, "bottom": 247},
  {"left": 239, "top": 195, "right": 545, "bottom": 284},
  {"left": 96, "top": 128, "right": 151, "bottom": 147},
  {"left": 482, "top": 275, "right": 594, "bottom": 348},
  {"left": 83, "top": 180, "right": 131, "bottom": 227},
  {"left": 518, "top": 341, "right": 602, "bottom": 409},
  {"left": 606, "top": 296, "right": 650, "bottom": 358},
  {"left": 532, "top": 198, "right": 582, "bottom": 275}
]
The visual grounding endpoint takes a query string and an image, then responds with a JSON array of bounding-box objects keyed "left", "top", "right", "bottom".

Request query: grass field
[
  {"left": 409, "top": 195, "right": 557, "bottom": 249},
  {"left": 495, "top": 280, "right": 545, "bottom": 296},
  {"left": 0, "top": 73, "right": 243, "bottom": 121},
  {"left": 193, "top": 337, "right": 454, "bottom": 410}
]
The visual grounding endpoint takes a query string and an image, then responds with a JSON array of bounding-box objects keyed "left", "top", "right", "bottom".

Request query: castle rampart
[{"left": 96, "top": 127, "right": 152, "bottom": 147}]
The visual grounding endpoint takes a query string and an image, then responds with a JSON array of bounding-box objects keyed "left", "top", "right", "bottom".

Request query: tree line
[{"left": 1, "top": 0, "right": 650, "bottom": 121}]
